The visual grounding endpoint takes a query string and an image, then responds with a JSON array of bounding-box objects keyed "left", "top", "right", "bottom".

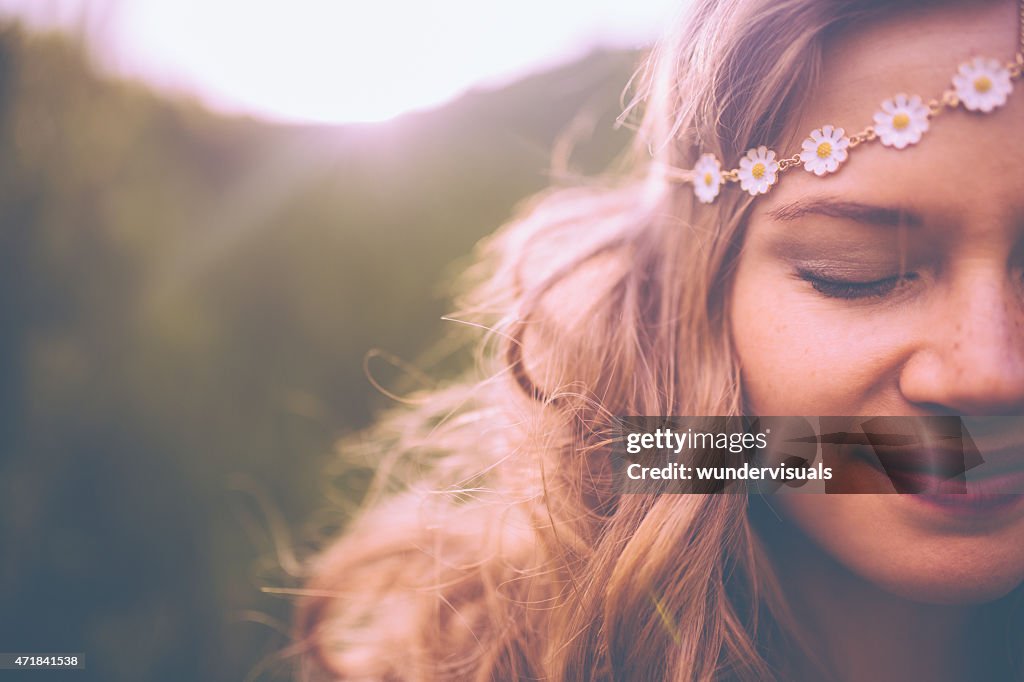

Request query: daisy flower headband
[{"left": 664, "top": 6, "right": 1024, "bottom": 204}]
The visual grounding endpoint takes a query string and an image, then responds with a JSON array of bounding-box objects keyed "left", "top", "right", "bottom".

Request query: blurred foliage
[{"left": 0, "top": 20, "right": 636, "bottom": 681}]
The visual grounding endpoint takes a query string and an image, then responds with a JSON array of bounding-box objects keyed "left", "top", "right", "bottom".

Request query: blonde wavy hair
[{"left": 294, "top": 0, "right": 1013, "bottom": 679}]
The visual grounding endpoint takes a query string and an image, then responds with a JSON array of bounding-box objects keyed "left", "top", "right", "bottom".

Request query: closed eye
[{"left": 796, "top": 269, "right": 918, "bottom": 300}]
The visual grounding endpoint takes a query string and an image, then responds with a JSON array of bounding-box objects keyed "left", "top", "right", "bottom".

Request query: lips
[
  {"left": 912, "top": 488, "right": 1024, "bottom": 518},
  {"left": 845, "top": 441, "right": 1024, "bottom": 492},
  {"left": 835, "top": 438, "right": 1024, "bottom": 518},
  {"left": 878, "top": 448, "right": 997, "bottom": 491},
  {"left": 809, "top": 416, "right": 1024, "bottom": 494}
]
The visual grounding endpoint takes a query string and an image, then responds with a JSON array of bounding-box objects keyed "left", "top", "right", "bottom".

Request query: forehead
[{"left": 757, "top": 0, "right": 1023, "bottom": 226}]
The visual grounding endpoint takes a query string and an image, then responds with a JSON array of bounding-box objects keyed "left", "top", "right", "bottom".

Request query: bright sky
[{"left": 0, "top": 0, "right": 681, "bottom": 123}]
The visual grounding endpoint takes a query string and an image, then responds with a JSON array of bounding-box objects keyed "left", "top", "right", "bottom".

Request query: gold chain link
[
  {"left": 1018, "top": 0, "right": 1024, "bottom": 61},
  {"left": 777, "top": 154, "right": 803, "bottom": 172},
  {"left": 847, "top": 126, "right": 876, "bottom": 148},
  {"left": 926, "top": 90, "right": 960, "bottom": 117}
]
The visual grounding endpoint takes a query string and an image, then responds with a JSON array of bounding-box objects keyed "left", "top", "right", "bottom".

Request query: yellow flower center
[
  {"left": 974, "top": 75, "right": 992, "bottom": 93},
  {"left": 704, "top": 172, "right": 713, "bottom": 186},
  {"left": 891, "top": 112, "right": 910, "bottom": 130},
  {"left": 751, "top": 162, "right": 766, "bottom": 180},
  {"left": 816, "top": 142, "right": 832, "bottom": 159}
]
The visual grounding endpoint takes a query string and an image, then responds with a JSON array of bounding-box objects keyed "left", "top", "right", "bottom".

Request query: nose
[{"left": 899, "top": 272, "right": 1024, "bottom": 415}]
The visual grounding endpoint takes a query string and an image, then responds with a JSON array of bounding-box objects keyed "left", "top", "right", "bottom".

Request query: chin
[
  {"left": 863, "top": 545, "right": 1024, "bottom": 605},
  {"left": 774, "top": 493, "right": 1024, "bottom": 606}
]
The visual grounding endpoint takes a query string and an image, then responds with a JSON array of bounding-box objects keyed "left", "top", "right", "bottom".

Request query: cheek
[{"left": 729, "top": 255, "right": 907, "bottom": 414}]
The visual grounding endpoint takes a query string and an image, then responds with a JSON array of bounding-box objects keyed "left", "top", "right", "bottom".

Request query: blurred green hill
[{"left": 0, "top": 21, "right": 637, "bottom": 682}]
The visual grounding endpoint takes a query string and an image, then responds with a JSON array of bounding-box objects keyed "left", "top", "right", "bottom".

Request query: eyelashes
[{"left": 795, "top": 268, "right": 918, "bottom": 300}]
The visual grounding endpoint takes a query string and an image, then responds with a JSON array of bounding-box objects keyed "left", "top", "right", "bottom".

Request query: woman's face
[{"left": 731, "top": 0, "right": 1024, "bottom": 603}]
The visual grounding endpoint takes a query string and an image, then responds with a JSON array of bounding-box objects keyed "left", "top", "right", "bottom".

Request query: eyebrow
[{"left": 767, "top": 198, "right": 923, "bottom": 228}]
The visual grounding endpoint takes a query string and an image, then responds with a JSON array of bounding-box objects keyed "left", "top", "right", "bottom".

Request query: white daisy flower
[
  {"left": 873, "top": 94, "right": 930, "bottom": 149},
  {"left": 737, "top": 146, "right": 779, "bottom": 196},
  {"left": 799, "top": 125, "right": 849, "bottom": 176},
  {"left": 692, "top": 153, "right": 723, "bottom": 204},
  {"left": 953, "top": 57, "right": 1013, "bottom": 112}
]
